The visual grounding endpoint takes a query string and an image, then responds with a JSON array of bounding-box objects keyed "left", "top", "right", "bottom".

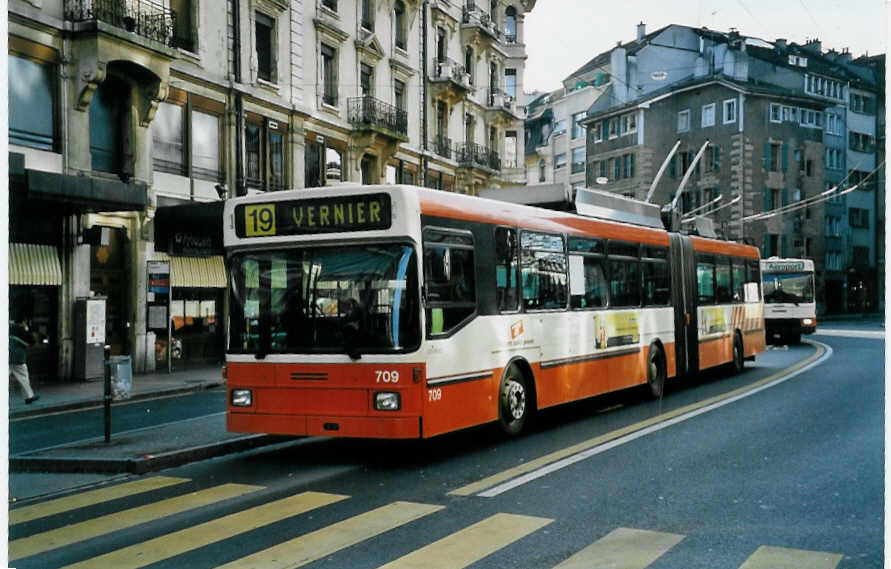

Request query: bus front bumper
[{"left": 228, "top": 411, "right": 422, "bottom": 439}]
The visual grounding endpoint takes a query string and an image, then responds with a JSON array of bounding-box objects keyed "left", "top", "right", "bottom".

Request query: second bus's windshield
[
  {"left": 229, "top": 244, "right": 420, "bottom": 357},
  {"left": 762, "top": 272, "right": 815, "bottom": 304}
]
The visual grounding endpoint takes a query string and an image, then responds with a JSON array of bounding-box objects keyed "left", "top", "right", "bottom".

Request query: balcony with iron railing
[
  {"left": 433, "top": 135, "right": 453, "bottom": 159},
  {"left": 461, "top": 2, "right": 502, "bottom": 43},
  {"left": 66, "top": 0, "right": 177, "bottom": 47},
  {"left": 348, "top": 96, "right": 409, "bottom": 142},
  {"left": 456, "top": 142, "right": 501, "bottom": 173},
  {"left": 430, "top": 58, "right": 472, "bottom": 104}
]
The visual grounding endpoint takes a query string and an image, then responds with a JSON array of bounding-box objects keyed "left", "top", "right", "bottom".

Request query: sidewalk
[{"left": 9, "top": 365, "right": 289, "bottom": 477}]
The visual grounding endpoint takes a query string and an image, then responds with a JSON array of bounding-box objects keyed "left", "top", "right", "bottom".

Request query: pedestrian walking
[{"left": 9, "top": 320, "right": 39, "bottom": 404}]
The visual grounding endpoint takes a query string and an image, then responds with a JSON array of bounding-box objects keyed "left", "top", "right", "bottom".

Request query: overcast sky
[{"left": 523, "top": 0, "right": 888, "bottom": 93}]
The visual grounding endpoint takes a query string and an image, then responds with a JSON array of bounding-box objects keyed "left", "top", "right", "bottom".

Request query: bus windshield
[
  {"left": 762, "top": 272, "right": 814, "bottom": 304},
  {"left": 228, "top": 244, "right": 420, "bottom": 358}
]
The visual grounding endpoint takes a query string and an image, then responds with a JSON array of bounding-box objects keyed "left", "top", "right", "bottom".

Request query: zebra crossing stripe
[
  {"left": 9, "top": 476, "right": 190, "bottom": 526},
  {"left": 738, "top": 545, "right": 842, "bottom": 569},
  {"left": 9, "top": 483, "right": 261, "bottom": 561},
  {"left": 216, "top": 501, "right": 445, "bottom": 569},
  {"left": 551, "top": 527, "right": 684, "bottom": 569},
  {"left": 59, "top": 491, "right": 348, "bottom": 569},
  {"left": 376, "top": 512, "right": 553, "bottom": 569}
]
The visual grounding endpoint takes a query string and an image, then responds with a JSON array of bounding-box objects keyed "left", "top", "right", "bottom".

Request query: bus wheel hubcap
[{"left": 504, "top": 380, "right": 525, "bottom": 421}]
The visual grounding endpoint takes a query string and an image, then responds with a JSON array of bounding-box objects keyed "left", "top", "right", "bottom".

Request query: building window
[
  {"left": 89, "top": 74, "right": 128, "bottom": 174},
  {"left": 849, "top": 132, "right": 874, "bottom": 153},
  {"left": 394, "top": 79, "right": 405, "bottom": 111},
  {"left": 394, "top": 0, "right": 406, "bottom": 50},
  {"left": 246, "top": 116, "right": 287, "bottom": 191},
  {"left": 305, "top": 138, "right": 344, "bottom": 187},
  {"left": 607, "top": 117, "right": 617, "bottom": 138},
  {"left": 769, "top": 102, "right": 782, "bottom": 123},
  {"left": 504, "top": 131, "right": 518, "bottom": 168},
  {"left": 677, "top": 109, "right": 690, "bottom": 132},
  {"left": 571, "top": 112, "right": 586, "bottom": 139},
  {"left": 321, "top": 43, "right": 338, "bottom": 106},
  {"left": 465, "top": 45, "right": 474, "bottom": 85},
  {"left": 504, "top": 68, "right": 517, "bottom": 99},
  {"left": 701, "top": 103, "right": 715, "bottom": 127},
  {"left": 723, "top": 98, "right": 737, "bottom": 123},
  {"left": 554, "top": 153, "right": 566, "bottom": 169},
  {"left": 622, "top": 153, "right": 635, "bottom": 178},
  {"left": 553, "top": 119, "right": 567, "bottom": 136},
  {"left": 255, "top": 12, "right": 275, "bottom": 83},
  {"left": 850, "top": 93, "right": 874, "bottom": 114},
  {"left": 192, "top": 110, "right": 222, "bottom": 181},
  {"left": 765, "top": 142, "right": 784, "bottom": 172},
  {"left": 361, "top": 0, "right": 375, "bottom": 31},
  {"left": 800, "top": 108, "right": 823, "bottom": 128},
  {"left": 571, "top": 147, "right": 585, "bottom": 174},
  {"left": 171, "top": 0, "right": 196, "bottom": 52},
  {"left": 504, "top": 6, "right": 517, "bottom": 42},
  {"left": 538, "top": 159, "right": 546, "bottom": 182},
  {"left": 9, "top": 53, "right": 57, "bottom": 151},
  {"left": 153, "top": 101, "right": 185, "bottom": 175},
  {"left": 620, "top": 112, "right": 636, "bottom": 135},
  {"left": 322, "top": 0, "right": 337, "bottom": 11},
  {"left": 805, "top": 74, "right": 843, "bottom": 99},
  {"left": 360, "top": 63, "right": 374, "bottom": 97},
  {"left": 849, "top": 208, "right": 870, "bottom": 228},
  {"left": 825, "top": 147, "right": 843, "bottom": 170},
  {"left": 592, "top": 121, "right": 603, "bottom": 142}
]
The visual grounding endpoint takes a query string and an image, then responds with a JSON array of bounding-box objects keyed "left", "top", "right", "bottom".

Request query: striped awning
[
  {"left": 153, "top": 253, "right": 227, "bottom": 288},
  {"left": 9, "top": 243, "right": 63, "bottom": 286}
]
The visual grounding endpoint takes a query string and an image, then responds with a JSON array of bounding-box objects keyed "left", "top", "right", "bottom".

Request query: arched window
[
  {"left": 90, "top": 75, "right": 128, "bottom": 174},
  {"left": 505, "top": 6, "right": 517, "bottom": 43}
]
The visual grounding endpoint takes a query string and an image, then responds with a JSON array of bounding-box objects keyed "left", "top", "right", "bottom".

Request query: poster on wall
[{"left": 86, "top": 298, "right": 106, "bottom": 345}]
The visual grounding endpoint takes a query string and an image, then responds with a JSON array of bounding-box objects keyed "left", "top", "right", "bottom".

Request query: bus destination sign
[
  {"left": 236, "top": 193, "right": 392, "bottom": 237},
  {"left": 762, "top": 260, "right": 806, "bottom": 273}
]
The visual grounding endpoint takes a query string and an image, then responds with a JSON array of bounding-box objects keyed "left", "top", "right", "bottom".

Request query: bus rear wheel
[
  {"left": 646, "top": 343, "right": 666, "bottom": 399},
  {"left": 498, "top": 363, "right": 529, "bottom": 436},
  {"left": 731, "top": 333, "right": 744, "bottom": 374}
]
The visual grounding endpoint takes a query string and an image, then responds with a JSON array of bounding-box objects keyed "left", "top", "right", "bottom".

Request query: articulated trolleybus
[
  {"left": 760, "top": 257, "right": 816, "bottom": 344},
  {"left": 224, "top": 185, "right": 765, "bottom": 439}
]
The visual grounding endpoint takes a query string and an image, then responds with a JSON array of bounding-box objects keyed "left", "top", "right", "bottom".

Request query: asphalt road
[
  {"left": 9, "top": 388, "right": 227, "bottom": 454},
  {"left": 9, "top": 330, "right": 883, "bottom": 568}
]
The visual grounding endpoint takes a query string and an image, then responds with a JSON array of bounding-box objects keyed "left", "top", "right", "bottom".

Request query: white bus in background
[{"left": 760, "top": 257, "right": 816, "bottom": 344}]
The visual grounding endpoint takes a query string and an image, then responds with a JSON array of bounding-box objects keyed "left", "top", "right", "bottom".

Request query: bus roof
[{"left": 225, "top": 184, "right": 761, "bottom": 258}]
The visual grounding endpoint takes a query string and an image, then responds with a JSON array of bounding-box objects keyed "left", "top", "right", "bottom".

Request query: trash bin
[{"left": 108, "top": 355, "right": 132, "bottom": 400}]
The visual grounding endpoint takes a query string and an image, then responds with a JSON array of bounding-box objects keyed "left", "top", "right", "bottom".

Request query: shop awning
[
  {"left": 154, "top": 253, "right": 227, "bottom": 288},
  {"left": 9, "top": 243, "right": 63, "bottom": 286}
]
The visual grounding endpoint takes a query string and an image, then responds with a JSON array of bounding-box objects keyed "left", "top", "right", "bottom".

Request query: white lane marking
[
  {"left": 813, "top": 328, "right": 884, "bottom": 339},
  {"left": 478, "top": 342, "right": 833, "bottom": 498}
]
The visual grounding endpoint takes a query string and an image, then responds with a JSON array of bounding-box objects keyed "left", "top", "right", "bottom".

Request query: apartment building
[
  {"left": 579, "top": 25, "right": 883, "bottom": 314},
  {"left": 8, "top": 0, "right": 535, "bottom": 381}
]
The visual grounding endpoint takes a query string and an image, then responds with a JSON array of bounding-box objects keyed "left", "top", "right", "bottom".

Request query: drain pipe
[
  {"left": 421, "top": 1, "right": 429, "bottom": 186},
  {"left": 232, "top": 0, "right": 246, "bottom": 196}
]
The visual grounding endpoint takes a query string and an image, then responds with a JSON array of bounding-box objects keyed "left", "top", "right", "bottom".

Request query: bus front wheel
[
  {"left": 498, "top": 363, "right": 530, "bottom": 436},
  {"left": 731, "top": 333, "right": 745, "bottom": 374}
]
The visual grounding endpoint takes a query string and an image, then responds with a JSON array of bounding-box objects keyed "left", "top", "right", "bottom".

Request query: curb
[
  {"left": 10, "top": 434, "right": 291, "bottom": 475},
  {"left": 10, "top": 381, "right": 226, "bottom": 420}
]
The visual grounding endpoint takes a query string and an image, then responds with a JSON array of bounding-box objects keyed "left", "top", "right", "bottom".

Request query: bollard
[{"left": 104, "top": 345, "right": 111, "bottom": 443}]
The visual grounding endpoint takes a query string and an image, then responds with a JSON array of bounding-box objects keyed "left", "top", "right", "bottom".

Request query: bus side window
[
  {"left": 423, "top": 228, "right": 477, "bottom": 335},
  {"left": 715, "top": 256, "right": 732, "bottom": 303},
  {"left": 495, "top": 227, "right": 519, "bottom": 312},
  {"left": 746, "top": 260, "right": 762, "bottom": 302},
  {"left": 642, "top": 246, "right": 670, "bottom": 306},
  {"left": 696, "top": 254, "right": 715, "bottom": 304},
  {"left": 608, "top": 241, "right": 640, "bottom": 307},
  {"left": 521, "top": 231, "right": 567, "bottom": 310},
  {"left": 731, "top": 259, "right": 746, "bottom": 302},
  {"left": 570, "top": 255, "right": 607, "bottom": 309}
]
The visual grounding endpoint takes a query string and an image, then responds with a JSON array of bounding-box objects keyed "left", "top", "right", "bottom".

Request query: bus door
[{"left": 669, "top": 234, "right": 698, "bottom": 376}]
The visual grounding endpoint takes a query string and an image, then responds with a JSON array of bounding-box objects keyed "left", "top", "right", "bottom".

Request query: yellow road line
[
  {"left": 738, "top": 545, "right": 842, "bottom": 569},
  {"left": 552, "top": 527, "right": 684, "bottom": 569},
  {"left": 9, "top": 476, "right": 190, "bottom": 525},
  {"left": 61, "top": 491, "right": 348, "bottom": 569},
  {"left": 450, "top": 344, "right": 826, "bottom": 497},
  {"left": 9, "top": 483, "right": 261, "bottom": 561},
  {"left": 377, "top": 513, "right": 553, "bottom": 569},
  {"left": 217, "top": 501, "right": 445, "bottom": 569}
]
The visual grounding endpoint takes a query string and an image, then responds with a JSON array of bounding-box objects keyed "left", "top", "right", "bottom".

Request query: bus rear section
[{"left": 760, "top": 258, "right": 816, "bottom": 344}]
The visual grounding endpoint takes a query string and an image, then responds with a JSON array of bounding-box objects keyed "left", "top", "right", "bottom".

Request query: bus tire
[
  {"left": 498, "top": 362, "right": 530, "bottom": 436},
  {"left": 731, "top": 332, "right": 744, "bottom": 374},
  {"left": 646, "top": 343, "right": 666, "bottom": 399}
]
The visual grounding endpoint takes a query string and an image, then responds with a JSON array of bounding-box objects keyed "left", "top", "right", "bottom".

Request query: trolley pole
[{"left": 104, "top": 345, "right": 112, "bottom": 443}]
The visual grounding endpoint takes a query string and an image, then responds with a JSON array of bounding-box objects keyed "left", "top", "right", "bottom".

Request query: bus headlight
[
  {"left": 231, "top": 389, "right": 253, "bottom": 407},
  {"left": 802, "top": 318, "right": 814, "bottom": 326},
  {"left": 374, "top": 392, "right": 401, "bottom": 411}
]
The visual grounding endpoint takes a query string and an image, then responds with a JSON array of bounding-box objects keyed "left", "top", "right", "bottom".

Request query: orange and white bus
[{"left": 223, "top": 185, "right": 765, "bottom": 439}]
